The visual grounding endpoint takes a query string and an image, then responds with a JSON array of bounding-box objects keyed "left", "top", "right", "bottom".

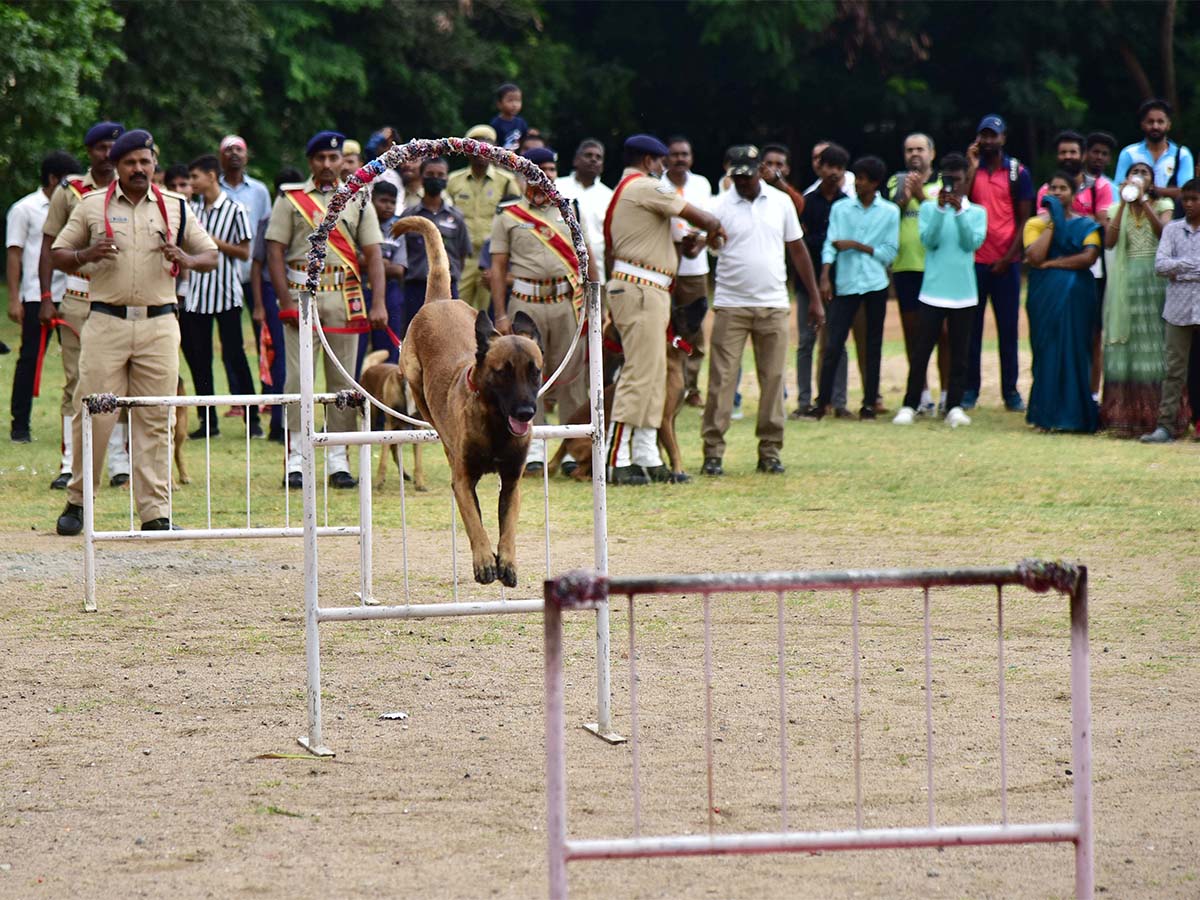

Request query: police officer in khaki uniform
[
  {"left": 52, "top": 129, "right": 219, "bottom": 535},
  {"left": 490, "top": 146, "right": 599, "bottom": 474},
  {"left": 605, "top": 134, "right": 725, "bottom": 485},
  {"left": 39, "top": 121, "right": 132, "bottom": 491},
  {"left": 265, "top": 130, "right": 387, "bottom": 489},
  {"left": 448, "top": 124, "right": 521, "bottom": 311}
]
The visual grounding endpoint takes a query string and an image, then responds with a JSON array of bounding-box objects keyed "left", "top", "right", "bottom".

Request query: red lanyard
[{"left": 102, "top": 181, "right": 181, "bottom": 276}]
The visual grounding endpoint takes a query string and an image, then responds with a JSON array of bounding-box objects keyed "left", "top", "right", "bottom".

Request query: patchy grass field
[{"left": 0, "top": 295, "right": 1197, "bottom": 898}]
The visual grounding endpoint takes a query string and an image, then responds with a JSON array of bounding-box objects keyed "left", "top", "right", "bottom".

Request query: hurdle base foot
[
  {"left": 355, "top": 592, "right": 381, "bottom": 607},
  {"left": 297, "top": 735, "right": 336, "bottom": 758},
  {"left": 83, "top": 600, "right": 97, "bottom": 614},
  {"left": 582, "top": 722, "right": 626, "bottom": 745}
]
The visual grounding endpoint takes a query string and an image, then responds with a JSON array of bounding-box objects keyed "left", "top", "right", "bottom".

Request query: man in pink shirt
[
  {"left": 964, "top": 114, "right": 1035, "bottom": 411},
  {"left": 1034, "top": 130, "right": 1114, "bottom": 220}
]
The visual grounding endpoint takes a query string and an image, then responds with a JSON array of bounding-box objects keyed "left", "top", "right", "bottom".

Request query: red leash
[
  {"left": 278, "top": 308, "right": 402, "bottom": 349},
  {"left": 32, "top": 318, "right": 79, "bottom": 398}
]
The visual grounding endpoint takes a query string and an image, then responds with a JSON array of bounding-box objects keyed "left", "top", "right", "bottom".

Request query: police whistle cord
[{"left": 32, "top": 318, "right": 80, "bottom": 398}]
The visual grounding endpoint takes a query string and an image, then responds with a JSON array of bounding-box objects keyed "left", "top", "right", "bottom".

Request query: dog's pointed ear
[
  {"left": 475, "top": 309, "right": 499, "bottom": 366},
  {"left": 511, "top": 310, "right": 543, "bottom": 351}
]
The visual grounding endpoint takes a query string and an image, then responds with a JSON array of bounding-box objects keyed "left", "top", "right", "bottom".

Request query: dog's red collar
[{"left": 466, "top": 365, "right": 479, "bottom": 394}]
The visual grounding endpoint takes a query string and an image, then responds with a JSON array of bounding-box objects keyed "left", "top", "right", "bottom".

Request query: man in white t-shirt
[
  {"left": 664, "top": 135, "right": 713, "bottom": 406},
  {"left": 7, "top": 151, "right": 80, "bottom": 444},
  {"left": 555, "top": 139, "right": 612, "bottom": 275},
  {"left": 701, "top": 145, "right": 824, "bottom": 476}
]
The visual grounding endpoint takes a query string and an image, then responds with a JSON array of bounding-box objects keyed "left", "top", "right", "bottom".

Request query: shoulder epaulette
[
  {"left": 278, "top": 182, "right": 307, "bottom": 192},
  {"left": 496, "top": 198, "right": 521, "bottom": 214}
]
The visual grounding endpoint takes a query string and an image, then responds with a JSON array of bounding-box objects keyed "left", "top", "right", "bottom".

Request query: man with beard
[
  {"left": 38, "top": 121, "right": 132, "bottom": 491},
  {"left": 397, "top": 156, "right": 471, "bottom": 333},
  {"left": 1114, "top": 99, "right": 1195, "bottom": 208},
  {"left": 489, "top": 146, "right": 599, "bottom": 475},
  {"left": 1036, "top": 131, "right": 1113, "bottom": 220},
  {"left": 265, "top": 130, "right": 387, "bottom": 490},
  {"left": 51, "top": 129, "right": 219, "bottom": 535},
  {"left": 964, "top": 114, "right": 1034, "bottom": 412}
]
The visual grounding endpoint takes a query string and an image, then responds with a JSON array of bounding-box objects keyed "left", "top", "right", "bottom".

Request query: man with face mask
[
  {"left": 265, "top": 130, "right": 388, "bottom": 490},
  {"left": 964, "top": 114, "right": 1035, "bottom": 412},
  {"left": 489, "top": 146, "right": 599, "bottom": 475},
  {"left": 397, "top": 156, "right": 471, "bottom": 335},
  {"left": 604, "top": 133, "right": 726, "bottom": 486},
  {"left": 50, "top": 129, "right": 219, "bottom": 535}
]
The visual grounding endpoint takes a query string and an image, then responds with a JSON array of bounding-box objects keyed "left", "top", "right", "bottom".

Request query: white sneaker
[
  {"left": 892, "top": 406, "right": 916, "bottom": 425},
  {"left": 945, "top": 406, "right": 971, "bottom": 428}
]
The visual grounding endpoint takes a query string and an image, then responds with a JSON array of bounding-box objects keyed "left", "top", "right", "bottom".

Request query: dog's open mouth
[{"left": 507, "top": 416, "right": 531, "bottom": 437}]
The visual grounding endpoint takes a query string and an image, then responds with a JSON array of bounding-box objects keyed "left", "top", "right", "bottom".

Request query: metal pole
[
  {"left": 82, "top": 405, "right": 96, "bottom": 613},
  {"left": 358, "top": 405, "right": 373, "bottom": 605},
  {"left": 297, "top": 291, "right": 332, "bottom": 757},
  {"left": 544, "top": 586, "right": 569, "bottom": 900},
  {"left": 1069, "top": 569, "right": 1094, "bottom": 899}
]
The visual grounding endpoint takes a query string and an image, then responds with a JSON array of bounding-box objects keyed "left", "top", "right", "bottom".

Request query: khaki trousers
[
  {"left": 67, "top": 311, "right": 179, "bottom": 522},
  {"left": 283, "top": 290, "right": 359, "bottom": 435},
  {"left": 59, "top": 296, "right": 90, "bottom": 418},
  {"left": 608, "top": 279, "right": 670, "bottom": 428},
  {"left": 458, "top": 264, "right": 490, "bottom": 311},
  {"left": 701, "top": 306, "right": 789, "bottom": 461},
  {"left": 508, "top": 297, "right": 588, "bottom": 423}
]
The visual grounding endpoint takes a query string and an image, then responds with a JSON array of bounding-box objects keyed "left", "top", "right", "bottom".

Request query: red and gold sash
[
  {"left": 602, "top": 172, "right": 644, "bottom": 262},
  {"left": 65, "top": 178, "right": 95, "bottom": 201},
  {"left": 502, "top": 203, "right": 583, "bottom": 312},
  {"left": 285, "top": 188, "right": 365, "bottom": 320}
]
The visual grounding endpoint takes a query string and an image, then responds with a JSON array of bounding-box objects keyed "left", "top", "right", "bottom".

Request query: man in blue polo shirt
[{"left": 1114, "top": 98, "right": 1195, "bottom": 208}]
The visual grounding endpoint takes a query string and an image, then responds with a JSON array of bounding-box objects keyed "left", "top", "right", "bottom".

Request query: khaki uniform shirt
[
  {"left": 44, "top": 172, "right": 103, "bottom": 284},
  {"left": 264, "top": 177, "right": 383, "bottom": 269},
  {"left": 448, "top": 165, "right": 520, "bottom": 252},
  {"left": 489, "top": 199, "right": 588, "bottom": 280},
  {"left": 608, "top": 168, "right": 687, "bottom": 275},
  {"left": 52, "top": 182, "right": 217, "bottom": 306}
]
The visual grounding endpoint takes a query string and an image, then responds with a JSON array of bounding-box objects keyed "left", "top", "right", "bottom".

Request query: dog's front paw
[
  {"left": 473, "top": 551, "right": 498, "bottom": 585},
  {"left": 496, "top": 554, "right": 518, "bottom": 588}
]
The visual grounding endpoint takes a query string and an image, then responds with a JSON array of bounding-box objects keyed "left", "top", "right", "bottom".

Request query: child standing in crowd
[
  {"left": 1142, "top": 179, "right": 1200, "bottom": 443},
  {"left": 490, "top": 83, "right": 527, "bottom": 152},
  {"left": 363, "top": 181, "right": 406, "bottom": 364}
]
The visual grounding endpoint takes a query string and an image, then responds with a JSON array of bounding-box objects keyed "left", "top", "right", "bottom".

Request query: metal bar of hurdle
[
  {"left": 543, "top": 562, "right": 1094, "bottom": 900},
  {"left": 80, "top": 392, "right": 365, "bottom": 613},
  {"left": 294, "top": 137, "right": 614, "bottom": 758}
]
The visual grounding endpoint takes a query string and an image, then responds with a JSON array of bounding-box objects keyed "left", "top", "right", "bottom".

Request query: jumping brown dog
[
  {"left": 395, "top": 217, "right": 543, "bottom": 587},
  {"left": 359, "top": 348, "right": 426, "bottom": 491}
]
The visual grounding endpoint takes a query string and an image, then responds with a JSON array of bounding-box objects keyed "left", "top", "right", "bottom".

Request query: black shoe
[
  {"left": 643, "top": 464, "right": 675, "bottom": 484},
  {"left": 248, "top": 422, "right": 265, "bottom": 439},
  {"left": 858, "top": 407, "right": 877, "bottom": 421},
  {"left": 798, "top": 405, "right": 824, "bottom": 421},
  {"left": 11, "top": 429, "right": 31, "bottom": 443},
  {"left": 329, "top": 470, "right": 358, "bottom": 489},
  {"left": 283, "top": 471, "right": 303, "bottom": 489},
  {"left": 701, "top": 457, "right": 724, "bottom": 477},
  {"left": 560, "top": 459, "right": 579, "bottom": 477},
  {"left": 50, "top": 472, "right": 71, "bottom": 490},
  {"left": 833, "top": 407, "right": 855, "bottom": 419},
  {"left": 109, "top": 472, "right": 129, "bottom": 488},
  {"left": 670, "top": 470, "right": 692, "bottom": 484},
  {"left": 523, "top": 461, "right": 544, "bottom": 478},
  {"left": 141, "top": 517, "right": 181, "bottom": 531},
  {"left": 267, "top": 427, "right": 285, "bottom": 444},
  {"left": 56, "top": 502, "right": 83, "bottom": 536},
  {"left": 189, "top": 425, "right": 219, "bottom": 440},
  {"left": 609, "top": 465, "right": 649, "bottom": 486},
  {"left": 756, "top": 457, "right": 786, "bottom": 475}
]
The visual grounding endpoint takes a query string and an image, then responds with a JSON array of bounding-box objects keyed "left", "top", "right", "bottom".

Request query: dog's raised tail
[{"left": 391, "top": 217, "right": 451, "bottom": 302}]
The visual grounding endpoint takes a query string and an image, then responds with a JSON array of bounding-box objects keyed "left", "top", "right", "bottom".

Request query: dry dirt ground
[{"left": 1, "top": 522, "right": 1196, "bottom": 899}]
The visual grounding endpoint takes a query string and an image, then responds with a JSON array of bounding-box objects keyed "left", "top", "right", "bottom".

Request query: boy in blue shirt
[
  {"left": 893, "top": 153, "right": 988, "bottom": 428},
  {"left": 362, "top": 181, "right": 406, "bottom": 363},
  {"left": 490, "top": 83, "right": 528, "bottom": 152},
  {"left": 814, "top": 156, "right": 899, "bottom": 419}
]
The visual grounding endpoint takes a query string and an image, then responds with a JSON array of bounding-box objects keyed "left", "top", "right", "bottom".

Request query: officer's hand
[
  {"left": 369, "top": 302, "right": 388, "bottom": 331},
  {"left": 87, "top": 238, "right": 119, "bottom": 262},
  {"left": 38, "top": 299, "right": 57, "bottom": 326},
  {"left": 280, "top": 297, "right": 299, "bottom": 328},
  {"left": 704, "top": 225, "right": 727, "bottom": 250},
  {"left": 494, "top": 313, "right": 512, "bottom": 335},
  {"left": 160, "top": 242, "right": 188, "bottom": 266}
]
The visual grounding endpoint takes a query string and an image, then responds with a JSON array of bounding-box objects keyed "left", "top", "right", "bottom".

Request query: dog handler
[
  {"left": 490, "top": 146, "right": 599, "bottom": 475},
  {"left": 39, "top": 121, "right": 133, "bottom": 491},
  {"left": 52, "top": 129, "right": 218, "bottom": 535},
  {"left": 604, "top": 133, "right": 725, "bottom": 485},
  {"left": 265, "top": 130, "right": 388, "bottom": 490}
]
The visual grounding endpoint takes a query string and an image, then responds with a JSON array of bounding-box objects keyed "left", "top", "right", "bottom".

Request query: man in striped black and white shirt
[{"left": 181, "top": 154, "right": 256, "bottom": 438}]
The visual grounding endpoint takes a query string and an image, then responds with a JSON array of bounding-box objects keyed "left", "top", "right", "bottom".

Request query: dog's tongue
[{"left": 508, "top": 416, "right": 531, "bottom": 437}]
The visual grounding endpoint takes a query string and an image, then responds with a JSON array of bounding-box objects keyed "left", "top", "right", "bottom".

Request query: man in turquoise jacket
[{"left": 893, "top": 152, "right": 988, "bottom": 428}]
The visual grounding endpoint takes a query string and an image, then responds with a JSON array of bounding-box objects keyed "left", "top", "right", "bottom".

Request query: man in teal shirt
[
  {"left": 893, "top": 153, "right": 988, "bottom": 428},
  {"left": 813, "top": 156, "right": 899, "bottom": 419}
]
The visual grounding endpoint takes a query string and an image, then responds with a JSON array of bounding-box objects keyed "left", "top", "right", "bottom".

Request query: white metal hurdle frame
[
  {"left": 79, "top": 391, "right": 367, "bottom": 613},
  {"left": 295, "top": 137, "right": 613, "bottom": 757},
  {"left": 543, "top": 562, "right": 1094, "bottom": 899}
]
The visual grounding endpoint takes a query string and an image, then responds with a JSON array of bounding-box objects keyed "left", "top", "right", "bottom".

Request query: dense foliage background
[{"left": 2, "top": 0, "right": 1196, "bottom": 220}]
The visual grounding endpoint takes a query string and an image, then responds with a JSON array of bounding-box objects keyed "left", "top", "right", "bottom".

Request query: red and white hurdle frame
[
  {"left": 79, "top": 391, "right": 368, "bottom": 613},
  {"left": 294, "top": 137, "right": 614, "bottom": 756},
  {"left": 543, "top": 562, "right": 1094, "bottom": 899}
]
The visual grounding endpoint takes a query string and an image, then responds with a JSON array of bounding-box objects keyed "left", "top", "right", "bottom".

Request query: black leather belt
[{"left": 91, "top": 302, "right": 177, "bottom": 319}]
